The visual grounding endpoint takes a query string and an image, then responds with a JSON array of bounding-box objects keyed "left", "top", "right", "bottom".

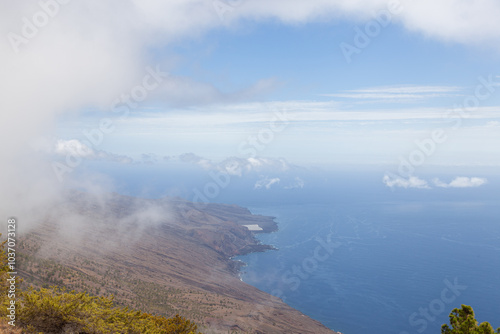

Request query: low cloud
[
  {"left": 383, "top": 174, "right": 430, "bottom": 189},
  {"left": 3, "top": 0, "right": 498, "bottom": 232},
  {"left": 384, "top": 174, "right": 489, "bottom": 189},
  {"left": 53, "top": 139, "right": 133, "bottom": 164},
  {"left": 433, "top": 177, "right": 488, "bottom": 188},
  {"left": 177, "top": 153, "right": 214, "bottom": 170},
  {"left": 486, "top": 121, "right": 500, "bottom": 127},
  {"left": 254, "top": 177, "right": 280, "bottom": 190},
  {"left": 166, "top": 154, "right": 294, "bottom": 176},
  {"left": 325, "top": 85, "right": 462, "bottom": 104},
  {"left": 236, "top": 0, "right": 500, "bottom": 48},
  {"left": 55, "top": 139, "right": 94, "bottom": 157}
]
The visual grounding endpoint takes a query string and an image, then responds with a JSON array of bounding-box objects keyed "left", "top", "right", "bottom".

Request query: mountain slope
[{"left": 17, "top": 192, "right": 337, "bottom": 334}]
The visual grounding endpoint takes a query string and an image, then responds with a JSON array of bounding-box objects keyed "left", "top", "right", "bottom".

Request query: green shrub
[
  {"left": 0, "top": 234, "right": 201, "bottom": 333},
  {"left": 442, "top": 305, "right": 500, "bottom": 334},
  {"left": 16, "top": 287, "right": 201, "bottom": 333}
]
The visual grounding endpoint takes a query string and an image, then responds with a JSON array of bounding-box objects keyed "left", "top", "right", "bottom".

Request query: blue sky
[
  {"left": 2, "top": 0, "right": 500, "bottom": 205},
  {"left": 168, "top": 21, "right": 498, "bottom": 100},
  {"left": 46, "top": 2, "right": 500, "bottom": 172},
  {"left": 3, "top": 5, "right": 499, "bottom": 333},
  {"left": 54, "top": 17, "right": 500, "bottom": 169}
]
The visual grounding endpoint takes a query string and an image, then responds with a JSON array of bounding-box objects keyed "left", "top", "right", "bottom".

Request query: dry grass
[{"left": 0, "top": 318, "right": 22, "bottom": 334}]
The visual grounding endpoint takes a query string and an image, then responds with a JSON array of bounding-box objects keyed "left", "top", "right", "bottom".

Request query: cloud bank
[
  {"left": 166, "top": 154, "right": 295, "bottom": 176},
  {"left": 254, "top": 177, "right": 281, "bottom": 190},
  {"left": 433, "top": 177, "right": 488, "bottom": 188},
  {"left": 230, "top": 0, "right": 500, "bottom": 46},
  {"left": 325, "top": 85, "right": 462, "bottom": 104},
  {"left": 384, "top": 174, "right": 489, "bottom": 189},
  {"left": 2, "top": 0, "right": 499, "bottom": 224},
  {"left": 383, "top": 175, "right": 430, "bottom": 189}
]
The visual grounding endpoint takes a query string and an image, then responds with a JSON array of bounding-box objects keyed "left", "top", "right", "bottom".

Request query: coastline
[{"left": 16, "top": 192, "right": 337, "bottom": 334}]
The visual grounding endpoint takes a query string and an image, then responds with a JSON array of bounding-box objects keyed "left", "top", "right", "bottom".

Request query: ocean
[
  {"left": 85, "top": 162, "right": 500, "bottom": 333},
  {"left": 236, "top": 200, "right": 500, "bottom": 333}
]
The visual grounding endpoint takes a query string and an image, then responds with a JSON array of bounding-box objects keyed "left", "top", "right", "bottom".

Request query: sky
[
  {"left": 50, "top": 1, "right": 500, "bottom": 167},
  {"left": 2, "top": 0, "right": 500, "bottom": 220}
]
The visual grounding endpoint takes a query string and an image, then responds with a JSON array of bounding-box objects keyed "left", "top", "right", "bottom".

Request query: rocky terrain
[{"left": 16, "top": 191, "right": 337, "bottom": 334}]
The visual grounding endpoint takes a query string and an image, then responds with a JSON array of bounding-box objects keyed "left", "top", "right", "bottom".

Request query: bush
[
  {"left": 0, "top": 234, "right": 201, "bottom": 333},
  {"left": 16, "top": 287, "right": 201, "bottom": 333},
  {"left": 442, "top": 305, "right": 500, "bottom": 334}
]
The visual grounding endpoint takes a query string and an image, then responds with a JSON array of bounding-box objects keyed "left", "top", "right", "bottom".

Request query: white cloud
[
  {"left": 486, "top": 121, "right": 500, "bottom": 127},
  {"left": 384, "top": 175, "right": 489, "bottom": 189},
  {"left": 55, "top": 139, "right": 94, "bottom": 157},
  {"left": 149, "top": 74, "right": 279, "bottom": 107},
  {"left": 254, "top": 177, "right": 280, "bottom": 190},
  {"left": 236, "top": 0, "right": 500, "bottom": 47},
  {"left": 325, "top": 85, "right": 462, "bottom": 104},
  {"left": 2, "top": 0, "right": 500, "bottom": 221},
  {"left": 351, "top": 86, "right": 461, "bottom": 94},
  {"left": 400, "top": 0, "right": 500, "bottom": 46},
  {"left": 53, "top": 139, "right": 133, "bottom": 164},
  {"left": 383, "top": 174, "right": 430, "bottom": 189},
  {"left": 130, "top": 102, "right": 500, "bottom": 128},
  {"left": 433, "top": 177, "right": 488, "bottom": 188},
  {"left": 0, "top": 0, "right": 289, "bottom": 221},
  {"left": 167, "top": 154, "right": 294, "bottom": 176}
]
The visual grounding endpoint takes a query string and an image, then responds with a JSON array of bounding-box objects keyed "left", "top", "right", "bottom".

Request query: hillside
[{"left": 15, "top": 191, "right": 337, "bottom": 334}]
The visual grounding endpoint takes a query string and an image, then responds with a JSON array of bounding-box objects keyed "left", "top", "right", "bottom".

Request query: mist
[{"left": 2, "top": 0, "right": 500, "bottom": 234}]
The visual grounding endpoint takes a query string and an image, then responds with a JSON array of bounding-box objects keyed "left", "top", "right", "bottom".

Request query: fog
[{"left": 1, "top": 0, "right": 499, "bottom": 235}]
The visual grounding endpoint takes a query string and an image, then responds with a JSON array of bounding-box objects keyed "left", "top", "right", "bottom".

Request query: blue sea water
[
  {"left": 82, "top": 162, "right": 500, "bottom": 334},
  {"left": 236, "top": 200, "right": 500, "bottom": 334}
]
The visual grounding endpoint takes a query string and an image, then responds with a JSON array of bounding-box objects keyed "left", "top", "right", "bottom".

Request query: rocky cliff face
[{"left": 17, "top": 191, "right": 337, "bottom": 334}]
